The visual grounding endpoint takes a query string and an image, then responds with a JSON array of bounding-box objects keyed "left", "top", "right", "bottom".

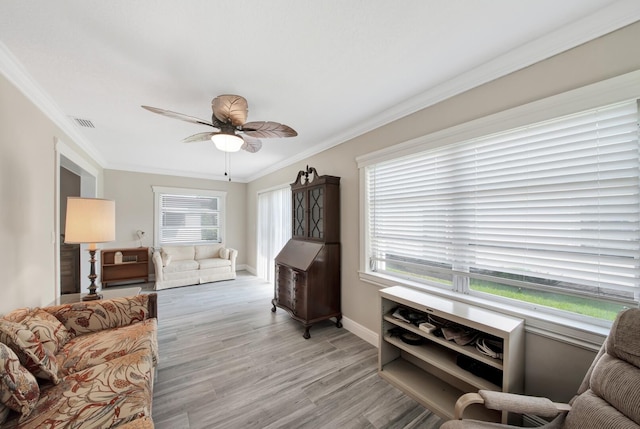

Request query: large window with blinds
[
  {"left": 364, "top": 99, "right": 640, "bottom": 322},
  {"left": 152, "top": 186, "right": 225, "bottom": 246}
]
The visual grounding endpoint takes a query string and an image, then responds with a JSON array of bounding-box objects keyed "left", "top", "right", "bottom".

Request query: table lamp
[{"left": 64, "top": 197, "right": 116, "bottom": 301}]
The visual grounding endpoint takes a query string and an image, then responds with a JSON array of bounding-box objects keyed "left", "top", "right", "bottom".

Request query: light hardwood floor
[{"left": 149, "top": 272, "right": 443, "bottom": 429}]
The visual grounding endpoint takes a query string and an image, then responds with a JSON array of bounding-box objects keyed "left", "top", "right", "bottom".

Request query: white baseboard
[
  {"left": 342, "top": 316, "right": 379, "bottom": 347},
  {"left": 241, "top": 265, "right": 255, "bottom": 275},
  {"left": 236, "top": 264, "right": 251, "bottom": 273}
]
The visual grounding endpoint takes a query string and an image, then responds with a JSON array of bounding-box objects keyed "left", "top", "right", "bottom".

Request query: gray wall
[
  {"left": 103, "top": 169, "right": 247, "bottom": 270},
  {"left": 0, "top": 71, "right": 103, "bottom": 312}
]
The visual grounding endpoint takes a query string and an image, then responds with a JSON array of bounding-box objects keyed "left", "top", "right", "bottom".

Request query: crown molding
[
  {"left": 356, "top": 69, "right": 640, "bottom": 168},
  {"left": 106, "top": 162, "right": 248, "bottom": 183},
  {"left": 0, "top": 42, "right": 107, "bottom": 167},
  {"left": 248, "top": 0, "right": 640, "bottom": 182}
]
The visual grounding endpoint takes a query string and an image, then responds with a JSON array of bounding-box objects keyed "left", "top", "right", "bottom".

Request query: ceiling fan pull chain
[{"left": 224, "top": 152, "right": 231, "bottom": 181}]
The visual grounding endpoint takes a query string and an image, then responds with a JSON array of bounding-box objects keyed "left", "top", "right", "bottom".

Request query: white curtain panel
[{"left": 257, "top": 186, "right": 292, "bottom": 282}]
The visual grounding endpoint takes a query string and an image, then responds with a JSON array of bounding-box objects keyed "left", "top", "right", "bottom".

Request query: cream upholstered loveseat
[
  {"left": 0, "top": 294, "right": 158, "bottom": 428},
  {"left": 152, "top": 244, "right": 237, "bottom": 290}
]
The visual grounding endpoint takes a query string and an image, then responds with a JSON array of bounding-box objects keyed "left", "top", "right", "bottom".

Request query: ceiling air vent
[{"left": 71, "top": 117, "right": 95, "bottom": 128}]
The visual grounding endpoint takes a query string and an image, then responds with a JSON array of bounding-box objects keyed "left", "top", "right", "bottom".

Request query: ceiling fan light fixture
[{"left": 211, "top": 133, "right": 243, "bottom": 152}]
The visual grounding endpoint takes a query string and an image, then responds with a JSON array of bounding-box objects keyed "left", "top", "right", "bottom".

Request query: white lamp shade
[
  {"left": 211, "top": 133, "right": 244, "bottom": 152},
  {"left": 64, "top": 197, "right": 116, "bottom": 247}
]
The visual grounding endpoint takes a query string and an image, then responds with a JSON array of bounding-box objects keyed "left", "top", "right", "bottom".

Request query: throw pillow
[
  {"left": 220, "top": 248, "right": 230, "bottom": 259},
  {"left": 0, "top": 342, "right": 40, "bottom": 420},
  {"left": 161, "top": 252, "right": 172, "bottom": 267},
  {"left": 2, "top": 308, "right": 31, "bottom": 323},
  {"left": 0, "top": 320, "right": 59, "bottom": 383},
  {"left": 21, "top": 309, "right": 71, "bottom": 355}
]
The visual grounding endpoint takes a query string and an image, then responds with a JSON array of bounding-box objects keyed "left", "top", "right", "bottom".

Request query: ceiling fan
[{"left": 141, "top": 94, "right": 297, "bottom": 153}]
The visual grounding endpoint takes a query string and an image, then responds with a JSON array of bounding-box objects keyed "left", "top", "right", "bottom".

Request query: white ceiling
[{"left": 1, "top": 1, "right": 639, "bottom": 182}]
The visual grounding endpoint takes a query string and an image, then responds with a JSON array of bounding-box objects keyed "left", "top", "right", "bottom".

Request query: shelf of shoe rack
[{"left": 379, "top": 286, "right": 524, "bottom": 424}]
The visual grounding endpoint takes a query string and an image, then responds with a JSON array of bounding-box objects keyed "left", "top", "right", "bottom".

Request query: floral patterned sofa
[{"left": 0, "top": 293, "right": 158, "bottom": 428}]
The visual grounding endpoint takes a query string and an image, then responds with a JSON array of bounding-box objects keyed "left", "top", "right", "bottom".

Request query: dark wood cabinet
[
  {"left": 101, "top": 248, "right": 149, "bottom": 287},
  {"left": 272, "top": 167, "right": 341, "bottom": 339},
  {"left": 291, "top": 171, "right": 340, "bottom": 243}
]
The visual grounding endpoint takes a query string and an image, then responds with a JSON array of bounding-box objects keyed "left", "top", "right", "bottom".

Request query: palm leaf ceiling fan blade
[
  {"left": 182, "top": 132, "right": 217, "bottom": 143},
  {"left": 240, "top": 135, "right": 263, "bottom": 153},
  {"left": 211, "top": 94, "right": 248, "bottom": 126},
  {"left": 242, "top": 121, "right": 298, "bottom": 138},
  {"left": 142, "top": 94, "right": 296, "bottom": 154},
  {"left": 141, "top": 105, "right": 216, "bottom": 128}
]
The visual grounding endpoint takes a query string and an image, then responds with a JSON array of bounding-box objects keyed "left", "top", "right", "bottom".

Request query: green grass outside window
[
  {"left": 385, "top": 265, "right": 626, "bottom": 321},
  {"left": 469, "top": 281, "right": 625, "bottom": 321}
]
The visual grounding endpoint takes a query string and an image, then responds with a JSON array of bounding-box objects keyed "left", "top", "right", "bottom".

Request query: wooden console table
[{"left": 101, "top": 247, "right": 149, "bottom": 287}]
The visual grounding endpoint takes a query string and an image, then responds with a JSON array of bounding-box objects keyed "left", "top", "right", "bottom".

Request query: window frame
[
  {"left": 152, "top": 186, "right": 226, "bottom": 248},
  {"left": 357, "top": 70, "right": 640, "bottom": 341}
]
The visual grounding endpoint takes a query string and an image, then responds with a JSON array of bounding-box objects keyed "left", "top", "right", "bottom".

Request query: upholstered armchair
[{"left": 441, "top": 308, "right": 640, "bottom": 429}]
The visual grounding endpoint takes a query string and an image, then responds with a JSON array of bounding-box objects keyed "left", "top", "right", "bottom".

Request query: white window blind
[
  {"left": 367, "top": 100, "right": 640, "bottom": 306},
  {"left": 159, "top": 193, "right": 221, "bottom": 245}
]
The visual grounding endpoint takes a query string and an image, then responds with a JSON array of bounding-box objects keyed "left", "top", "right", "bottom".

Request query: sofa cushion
[
  {"left": 607, "top": 308, "right": 640, "bottom": 368},
  {"left": 56, "top": 318, "right": 158, "bottom": 377},
  {"left": 195, "top": 244, "right": 223, "bottom": 260},
  {"left": 0, "top": 321, "right": 59, "bottom": 383},
  {"left": 589, "top": 353, "right": 640, "bottom": 424},
  {"left": 161, "top": 253, "right": 172, "bottom": 267},
  {"left": 2, "top": 309, "right": 31, "bottom": 324},
  {"left": 163, "top": 259, "right": 199, "bottom": 274},
  {"left": 220, "top": 247, "right": 230, "bottom": 259},
  {"left": 161, "top": 245, "right": 195, "bottom": 261},
  {"left": 21, "top": 309, "right": 71, "bottom": 355},
  {"left": 117, "top": 416, "right": 155, "bottom": 429},
  {"left": 565, "top": 389, "right": 638, "bottom": 429},
  {"left": 198, "top": 258, "right": 232, "bottom": 270},
  {"left": 46, "top": 295, "right": 152, "bottom": 337},
  {"left": 11, "top": 349, "right": 154, "bottom": 429},
  {"left": 0, "top": 343, "right": 39, "bottom": 421}
]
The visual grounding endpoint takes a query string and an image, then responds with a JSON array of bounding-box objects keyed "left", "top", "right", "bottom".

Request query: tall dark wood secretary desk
[{"left": 272, "top": 166, "right": 341, "bottom": 339}]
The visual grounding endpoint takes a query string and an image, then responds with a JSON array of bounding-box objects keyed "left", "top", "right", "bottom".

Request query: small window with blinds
[
  {"left": 365, "top": 99, "right": 640, "bottom": 321},
  {"left": 154, "top": 189, "right": 225, "bottom": 246}
]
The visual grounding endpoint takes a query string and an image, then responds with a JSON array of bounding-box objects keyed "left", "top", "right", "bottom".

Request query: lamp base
[
  {"left": 82, "top": 248, "right": 103, "bottom": 301},
  {"left": 82, "top": 293, "right": 103, "bottom": 301}
]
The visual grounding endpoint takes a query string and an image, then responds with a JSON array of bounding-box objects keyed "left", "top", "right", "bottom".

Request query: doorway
[
  {"left": 55, "top": 138, "right": 99, "bottom": 297},
  {"left": 59, "top": 167, "right": 80, "bottom": 293}
]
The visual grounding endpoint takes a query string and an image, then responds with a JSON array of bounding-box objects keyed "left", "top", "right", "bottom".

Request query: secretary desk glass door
[{"left": 293, "top": 189, "right": 306, "bottom": 238}]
